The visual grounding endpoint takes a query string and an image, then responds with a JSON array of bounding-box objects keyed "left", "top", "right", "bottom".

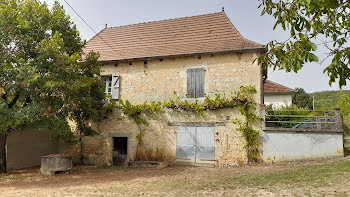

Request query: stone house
[
  {"left": 64, "top": 10, "right": 266, "bottom": 167},
  {"left": 263, "top": 80, "right": 296, "bottom": 108}
]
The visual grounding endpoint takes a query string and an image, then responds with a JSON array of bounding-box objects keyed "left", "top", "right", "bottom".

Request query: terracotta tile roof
[
  {"left": 83, "top": 11, "right": 264, "bottom": 62},
  {"left": 264, "top": 80, "right": 296, "bottom": 94}
]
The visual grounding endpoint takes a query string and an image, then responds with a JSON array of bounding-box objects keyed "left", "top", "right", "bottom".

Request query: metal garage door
[{"left": 176, "top": 126, "right": 215, "bottom": 167}]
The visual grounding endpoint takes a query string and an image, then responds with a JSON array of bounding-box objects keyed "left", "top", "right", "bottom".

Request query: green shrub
[{"left": 266, "top": 105, "right": 312, "bottom": 128}]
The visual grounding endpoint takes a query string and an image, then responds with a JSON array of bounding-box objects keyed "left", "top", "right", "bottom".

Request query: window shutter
[
  {"left": 195, "top": 68, "right": 205, "bottom": 97},
  {"left": 187, "top": 69, "right": 196, "bottom": 98},
  {"left": 111, "top": 74, "right": 120, "bottom": 100}
]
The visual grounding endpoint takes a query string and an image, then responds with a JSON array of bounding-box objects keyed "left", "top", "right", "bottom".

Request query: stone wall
[
  {"left": 60, "top": 51, "right": 263, "bottom": 167},
  {"left": 101, "top": 52, "right": 262, "bottom": 104},
  {"left": 66, "top": 108, "right": 249, "bottom": 167}
]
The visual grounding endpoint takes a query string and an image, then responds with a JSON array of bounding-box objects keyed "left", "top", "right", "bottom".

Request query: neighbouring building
[
  {"left": 263, "top": 80, "right": 296, "bottom": 108},
  {"left": 61, "top": 9, "right": 266, "bottom": 167}
]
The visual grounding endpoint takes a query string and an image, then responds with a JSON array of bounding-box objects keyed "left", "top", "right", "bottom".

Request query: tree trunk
[
  {"left": 80, "top": 130, "right": 84, "bottom": 165},
  {"left": 0, "top": 133, "right": 7, "bottom": 173}
]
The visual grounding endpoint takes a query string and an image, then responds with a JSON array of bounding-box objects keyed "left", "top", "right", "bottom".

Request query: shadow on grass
[
  {"left": 0, "top": 165, "right": 191, "bottom": 190},
  {"left": 344, "top": 142, "right": 350, "bottom": 156},
  {"left": 192, "top": 160, "right": 350, "bottom": 191},
  {"left": 345, "top": 146, "right": 350, "bottom": 156}
]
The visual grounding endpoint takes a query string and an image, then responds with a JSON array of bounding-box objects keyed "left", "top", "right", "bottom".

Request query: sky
[{"left": 41, "top": 0, "right": 350, "bottom": 93}]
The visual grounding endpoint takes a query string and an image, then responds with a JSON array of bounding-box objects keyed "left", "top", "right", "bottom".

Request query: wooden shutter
[
  {"left": 195, "top": 68, "right": 205, "bottom": 97},
  {"left": 187, "top": 68, "right": 205, "bottom": 98},
  {"left": 187, "top": 69, "right": 196, "bottom": 98},
  {"left": 111, "top": 74, "right": 120, "bottom": 100}
]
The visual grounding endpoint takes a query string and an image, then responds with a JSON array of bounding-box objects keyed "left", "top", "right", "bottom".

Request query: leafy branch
[{"left": 258, "top": 0, "right": 350, "bottom": 87}]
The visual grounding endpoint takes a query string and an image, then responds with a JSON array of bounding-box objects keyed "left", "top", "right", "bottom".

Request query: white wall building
[{"left": 264, "top": 80, "right": 296, "bottom": 108}]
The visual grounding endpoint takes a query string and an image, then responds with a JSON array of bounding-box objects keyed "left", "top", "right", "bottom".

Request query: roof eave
[
  {"left": 264, "top": 92, "right": 297, "bottom": 95},
  {"left": 98, "top": 47, "right": 266, "bottom": 63}
]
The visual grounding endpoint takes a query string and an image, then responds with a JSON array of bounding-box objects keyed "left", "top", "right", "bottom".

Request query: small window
[
  {"left": 102, "top": 76, "right": 112, "bottom": 95},
  {"left": 187, "top": 68, "right": 205, "bottom": 98},
  {"left": 101, "top": 75, "right": 120, "bottom": 100}
]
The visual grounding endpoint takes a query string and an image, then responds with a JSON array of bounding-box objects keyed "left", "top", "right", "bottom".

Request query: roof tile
[
  {"left": 83, "top": 11, "right": 264, "bottom": 61},
  {"left": 264, "top": 80, "right": 296, "bottom": 94}
]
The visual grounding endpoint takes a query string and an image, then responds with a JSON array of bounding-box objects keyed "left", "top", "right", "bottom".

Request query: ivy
[{"left": 116, "top": 86, "right": 261, "bottom": 163}]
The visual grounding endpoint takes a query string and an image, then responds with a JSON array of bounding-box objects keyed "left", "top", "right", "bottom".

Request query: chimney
[{"left": 105, "top": 24, "right": 108, "bottom": 28}]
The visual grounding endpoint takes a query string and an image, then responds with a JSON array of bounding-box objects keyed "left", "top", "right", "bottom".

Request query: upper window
[
  {"left": 186, "top": 68, "right": 205, "bottom": 98},
  {"left": 102, "top": 75, "right": 120, "bottom": 100},
  {"left": 102, "top": 76, "right": 112, "bottom": 95}
]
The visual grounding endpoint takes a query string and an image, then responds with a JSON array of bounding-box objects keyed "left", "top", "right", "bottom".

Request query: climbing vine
[
  {"left": 233, "top": 86, "right": 261, "bottom": 163},
  {"left": 116, "top": 86, "right": 261, "bottom": 163},
  {"left": 117, "top": 100, "right": 161, "bottom": 158}
]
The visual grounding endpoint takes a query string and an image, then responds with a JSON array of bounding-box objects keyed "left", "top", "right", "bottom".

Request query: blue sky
[{"left": 42, "top": 0, "right": 350, "bottom": 93}]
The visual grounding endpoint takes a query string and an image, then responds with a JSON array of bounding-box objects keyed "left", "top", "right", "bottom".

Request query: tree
[
  {"left": 336, "top": 94, "right": 350, "bottom": 134},
  {"left": 292, "top": 88, "right": 313, "bottom": 109},
  {"left": 258, "top": 0, "right": 350, "bottom": 87},
  {"left": 0, "top": 0, "right": 107, "bottom": 173}
]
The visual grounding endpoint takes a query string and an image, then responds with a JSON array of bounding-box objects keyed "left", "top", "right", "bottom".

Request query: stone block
[{"left": 40, "top": 156, "right": 72, "bottom": 176}]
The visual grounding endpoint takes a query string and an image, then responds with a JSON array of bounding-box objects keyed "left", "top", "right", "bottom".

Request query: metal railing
[{"left": 263, "top": 109, "right": 342, "bottom": 131}]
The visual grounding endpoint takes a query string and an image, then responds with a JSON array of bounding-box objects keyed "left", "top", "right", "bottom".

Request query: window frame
[{"left": 101, "top": 75, "right": 113, "bottom": 95}]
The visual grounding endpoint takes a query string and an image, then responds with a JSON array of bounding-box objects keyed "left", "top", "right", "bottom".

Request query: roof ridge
[
  {"left": 221, "top": 11, "right": 263, "bottom": 47},
  {"left": 265, "top": 80, "right": 296, "bottom": 92},
  {"left": 84, "top": 9, "right": 266, "bottom": 61},
  {"left": 106, "top": 11, "right": 223, "bottom": 29},
  {"left": 221, "top": 11, "right": 243, "bottom": 38}
]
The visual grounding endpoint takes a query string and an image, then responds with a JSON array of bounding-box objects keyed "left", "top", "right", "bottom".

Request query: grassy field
[{"left": 1, "top": 158, "right": 350, "bottom": 196}]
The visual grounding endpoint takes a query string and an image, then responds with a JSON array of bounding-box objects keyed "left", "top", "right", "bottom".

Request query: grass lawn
[{"left": 1, "top": 158, "right": 350, "bottom": 196}]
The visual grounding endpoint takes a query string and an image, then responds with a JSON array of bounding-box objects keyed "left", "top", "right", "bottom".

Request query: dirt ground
[{"left": 1, "top": 158, "right": 350, "bottom": 197}]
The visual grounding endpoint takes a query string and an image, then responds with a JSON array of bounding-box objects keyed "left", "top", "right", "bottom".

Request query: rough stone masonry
[{"left": 59, "top": 52, "right": 263, "bottom": 167}]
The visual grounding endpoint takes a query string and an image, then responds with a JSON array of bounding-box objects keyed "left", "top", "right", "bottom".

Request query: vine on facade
[{"left": 116, "top": 86, "right": 261, "bottom": 163}]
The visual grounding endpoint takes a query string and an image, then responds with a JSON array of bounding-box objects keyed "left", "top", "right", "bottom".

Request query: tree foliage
[
  {"left": 337, "top": 95, "right": 350, "bottom": 134},
  {"left": 292, "top": 88, "right": 313, "bottom": 109},
  {"left": 0, "top": 0, "right": 107, "bottom": 142},
  {"left": 258, "top": 0, "right": 350, "bottom": 87},
  {"left": 337, "top": 95, "right": 350, "bottom": 117},
  {"left": 310, "top": 90, "right": 350, "bottom": 109}
]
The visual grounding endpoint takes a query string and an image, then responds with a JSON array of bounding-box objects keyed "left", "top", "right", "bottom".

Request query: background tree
[
  {"left": 310, "top": 90, "right": 350, "bottom": 109},
  {"left": 258, "top": 0, "right": 350, "bottom": 87},
  {"left": 337, "top": 95, "right": 350, "bottom": 134},
  {"left": 0, "top": 0, "right": 107, "bottom": 173},
  {"left": 292, "top": 88, "right": 313, "bottom": 109}
]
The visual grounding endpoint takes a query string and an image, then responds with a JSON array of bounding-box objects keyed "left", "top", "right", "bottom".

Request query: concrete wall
[
  {"left": 60, "top": 52, "right": 263, "bottom": 167},
  {"left": 7, "top": 129, "right": 58, "bottom": 170},
  {"left": 264, "top": 94, "right": 293, "bottom": 108},
  {"left": 262, "top": 131, "right": 343, "bottom": 162}
]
